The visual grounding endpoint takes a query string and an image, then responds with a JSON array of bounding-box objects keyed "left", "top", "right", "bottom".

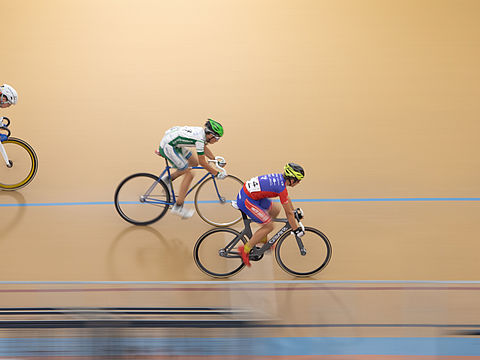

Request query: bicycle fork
[
  {"left": 295, "top": 235, "right": 307, "bottom": 256},
  {"left": 0, "top": 141, "right": 12, "bottom": 168}
]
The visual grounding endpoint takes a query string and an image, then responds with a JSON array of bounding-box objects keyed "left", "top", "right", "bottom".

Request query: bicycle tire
[
  {"left": 275, "top": 227, "right": 332, "bottom": 277},
  {"left": 0, "top": 137, "right": 38, "bottom": 190},
  {"left": 114, "top": 173, "right": 171, "bottom": 225},
  {"left": 193, "top": 227, "right": 247, "bottom": 278},
  {"left": 194, "top": 174, "right": 243, "bottom": 227}
]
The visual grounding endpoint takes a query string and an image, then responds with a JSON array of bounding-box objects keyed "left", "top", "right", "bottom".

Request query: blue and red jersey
[
  {"left": 236, "top": 173, "right": 290, "bottom": 224},
  {"left": 242, "top": 173, "right": 290, "bottom": 204}
]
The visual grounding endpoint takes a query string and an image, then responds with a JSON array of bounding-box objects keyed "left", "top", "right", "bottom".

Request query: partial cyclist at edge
[
  {"left": 156, "top": 118, "right": 227, "bottom": 219},
  {"left": 0, "top": 84, "right": 18, "bottom": 109},
  {"left": 237, "top": 163, "right": 306, "bottom": 266}
]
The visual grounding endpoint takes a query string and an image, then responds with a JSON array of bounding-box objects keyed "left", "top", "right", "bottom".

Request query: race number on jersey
[{"left": 245, "top": 177, "right": 261, "bottom": 193}]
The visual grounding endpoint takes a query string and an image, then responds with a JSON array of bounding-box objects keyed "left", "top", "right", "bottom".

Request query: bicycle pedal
[
  {"left": 249, "top": 247, "right": 264, "bottom": 261},
  {"left": 249, "top": 253, "right": 264, "bottom": 262}
]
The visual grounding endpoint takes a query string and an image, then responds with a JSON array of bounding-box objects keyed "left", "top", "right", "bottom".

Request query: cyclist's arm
[
  {"left": 198, "top": 154, "right": 221, "bottom": 176},
  {"left": 281, "top": 198, "right": 299, "bottom": 230},
  {"left": 203, "top": 145, "right": 215, "bottom": 160}
]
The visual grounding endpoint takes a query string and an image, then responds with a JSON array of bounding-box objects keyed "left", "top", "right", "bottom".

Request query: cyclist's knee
[
  {"left": 177, "top": 163, "right": 189, "bottom": 171},
  {"left": 269, "top": 203, "right": 281, "bottom": 218},
  {"left": 183, "top": 168, "right": 194, "bottom": 179},
  {"left": 188, "top": 157, "right": 198, "bottom": 167},
  {"left": 261, "top": 221, "right": 275, "bottom": 232}
]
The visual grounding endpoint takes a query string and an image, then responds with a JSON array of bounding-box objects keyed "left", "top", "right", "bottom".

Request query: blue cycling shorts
[{"left": 236, "top": 188, "right": 272, "bottom": 224}]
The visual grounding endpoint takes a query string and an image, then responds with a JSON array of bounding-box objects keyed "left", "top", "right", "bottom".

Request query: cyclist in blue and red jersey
[{"left": 236, "top": 163, "right": 305, "bottom": 266}]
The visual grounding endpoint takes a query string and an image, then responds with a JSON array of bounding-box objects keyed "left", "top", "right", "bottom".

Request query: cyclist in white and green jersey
[{"left": 157, "top": 118, "right": 226, "bottom": 219}]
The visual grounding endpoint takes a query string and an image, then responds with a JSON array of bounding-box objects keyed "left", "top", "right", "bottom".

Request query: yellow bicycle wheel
[{"left": 0, "top": 137, "right": 38, "bottom": 190}]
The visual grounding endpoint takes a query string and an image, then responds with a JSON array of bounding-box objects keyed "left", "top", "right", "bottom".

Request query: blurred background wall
[{"left": 2, "top": 0, "right": 479, "bottom": 201}]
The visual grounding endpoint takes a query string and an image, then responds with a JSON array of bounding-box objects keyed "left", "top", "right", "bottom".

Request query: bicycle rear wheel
[
  {"left": 0, "top": 137, "right": 38, "bottom": 190},
  {"left": 194, "top": 174, "right": 243, "bottom": 227},
  {"left": 275, "top": 227, "right": 332, "bottom": 277},
  {"left": 193, "top": 228, "right": 247, "bottom": 278},
  {"left": 114, "top": 173, "right": 171, "bottom": 225}
]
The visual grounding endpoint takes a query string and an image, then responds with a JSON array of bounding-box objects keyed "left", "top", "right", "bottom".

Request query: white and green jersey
[{"left": 160, "top": 126, "right": 207, "bottom": 155}]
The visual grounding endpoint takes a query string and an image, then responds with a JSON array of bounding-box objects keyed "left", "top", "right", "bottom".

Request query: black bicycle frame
[{"left": 224, "top": 211, "right": 303, "bottom": 259}]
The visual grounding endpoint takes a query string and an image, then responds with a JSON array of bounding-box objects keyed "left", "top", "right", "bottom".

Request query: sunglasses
[{"left": 207, "top": 131, "right": 220, "bottom": 141}]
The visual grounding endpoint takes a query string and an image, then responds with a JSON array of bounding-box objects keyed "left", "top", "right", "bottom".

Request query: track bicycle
[
  {"left": 114, "top": 157, "right": 244, "bottom": 227},
  {"left": 0, "top": 117, "right": 38, "bottom": 190},
  {"left": 194, "top": 206, "right": 332, "bottom": 278}
]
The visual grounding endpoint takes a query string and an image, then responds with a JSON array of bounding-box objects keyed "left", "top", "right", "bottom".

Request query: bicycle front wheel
[
  {"left": 194, "top": 175, "right": 243, "bottom": 227},
  {"left": 194, "top": 228, "right": 247, "bottom": 278},
  {"left": 0, "top": 137, "right": 38, "bottom": 190},
  {"left": 114, "top": 173, "right": 171, "bottom": 225},
  {"left": 275, "top": 227, "right": 332, "bottom": 277}
]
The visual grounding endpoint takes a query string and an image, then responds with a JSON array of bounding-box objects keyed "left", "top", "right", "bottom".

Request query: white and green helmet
[
  {"left": 0, "top": 84, "right": 18, "bottom": 105},
  {"left": 205, "top": 118, "right": 224, "bottom": 137}
]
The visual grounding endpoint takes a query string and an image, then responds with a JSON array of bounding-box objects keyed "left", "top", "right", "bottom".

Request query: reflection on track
[{"left": 0, "top": 191, "right": 26, "bottom": 241}]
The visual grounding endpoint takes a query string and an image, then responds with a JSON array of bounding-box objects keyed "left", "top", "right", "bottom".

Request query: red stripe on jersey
[{"left": 245, "top": 199, "right": 271, "bottom": 224}]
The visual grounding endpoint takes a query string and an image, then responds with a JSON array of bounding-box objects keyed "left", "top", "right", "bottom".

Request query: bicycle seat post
[
  {"left": 162, "top": 157, "right": 173, "bottom": 180},
  {"left": 240, "top": 211, "right": 254, "bottom": 239}
]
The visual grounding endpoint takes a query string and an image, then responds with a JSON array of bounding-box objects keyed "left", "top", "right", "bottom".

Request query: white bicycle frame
[{"left": 0, "top": 117, "right": 11, "bottom": 166}]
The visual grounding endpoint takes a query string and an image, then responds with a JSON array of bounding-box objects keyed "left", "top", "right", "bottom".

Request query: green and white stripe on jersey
[{"left": 162, "top": 126, "right": 206, "bottom": 155}]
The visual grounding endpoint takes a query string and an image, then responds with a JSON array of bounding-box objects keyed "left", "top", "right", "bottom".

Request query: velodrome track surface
[{"left": 2, "top": 0, "right": 480, "bottom": 357}]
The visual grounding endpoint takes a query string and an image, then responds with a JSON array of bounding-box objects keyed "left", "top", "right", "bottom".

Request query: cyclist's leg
[
  {"left": 186, "top": 150, "right": 198, "bottom": 167},
  {"left": 171, "top": 149, "right": 196, "bottom": 182},
  {"left": 260, "top": 201, "right": 280, "bottom": 245},
  {"left": 236, "top": 190, "right": 274, "bottom": 262},
  {"left": 160, "top": 145, "right": 192, "bottom": 207},
  {"left": 175, "top": 148, "right": 195, "bottom": 206},
  {"left": 159, "top": 145, "right": 189, "bottom": 182},
  {"left": 268, "top": 201, "right": 281, "bottom": 218},
  {"left": 176, "top": 169, "right": 193, "bottom": 206}
]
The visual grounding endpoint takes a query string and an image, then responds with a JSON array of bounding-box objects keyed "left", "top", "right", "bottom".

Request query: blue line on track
[{"left": 1, "top": 197, "right": 479, "bottom": 207}]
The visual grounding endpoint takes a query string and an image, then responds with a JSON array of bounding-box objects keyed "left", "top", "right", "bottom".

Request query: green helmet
[
  {"left": 284, "top": 163, "right": 305, "bottom": 181},
  {"left": 205, "top": 118, "right": 224, "bottom": 137}
]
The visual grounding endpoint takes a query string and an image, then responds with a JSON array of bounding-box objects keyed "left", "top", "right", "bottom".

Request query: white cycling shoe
[{"left": 171, "top": 204, "right": 194, "bottom": 219}]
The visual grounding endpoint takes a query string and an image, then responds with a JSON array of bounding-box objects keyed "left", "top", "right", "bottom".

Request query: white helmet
[{"left": 0, "top": 84, "right": 18, "bottom": 105}]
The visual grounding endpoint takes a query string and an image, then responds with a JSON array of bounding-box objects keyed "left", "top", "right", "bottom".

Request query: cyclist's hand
[
  {"left": 215, "top": 156, "right": 227, "bottom": 168},
  {"left": 292, "top": 227, "right": 305, "bottom": 237},
  {"left": 217, "top": 170, "right": 228, "bottom": 180},
  {"left": 295, "top": 208, "right": 304, "bottom": 220}
]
